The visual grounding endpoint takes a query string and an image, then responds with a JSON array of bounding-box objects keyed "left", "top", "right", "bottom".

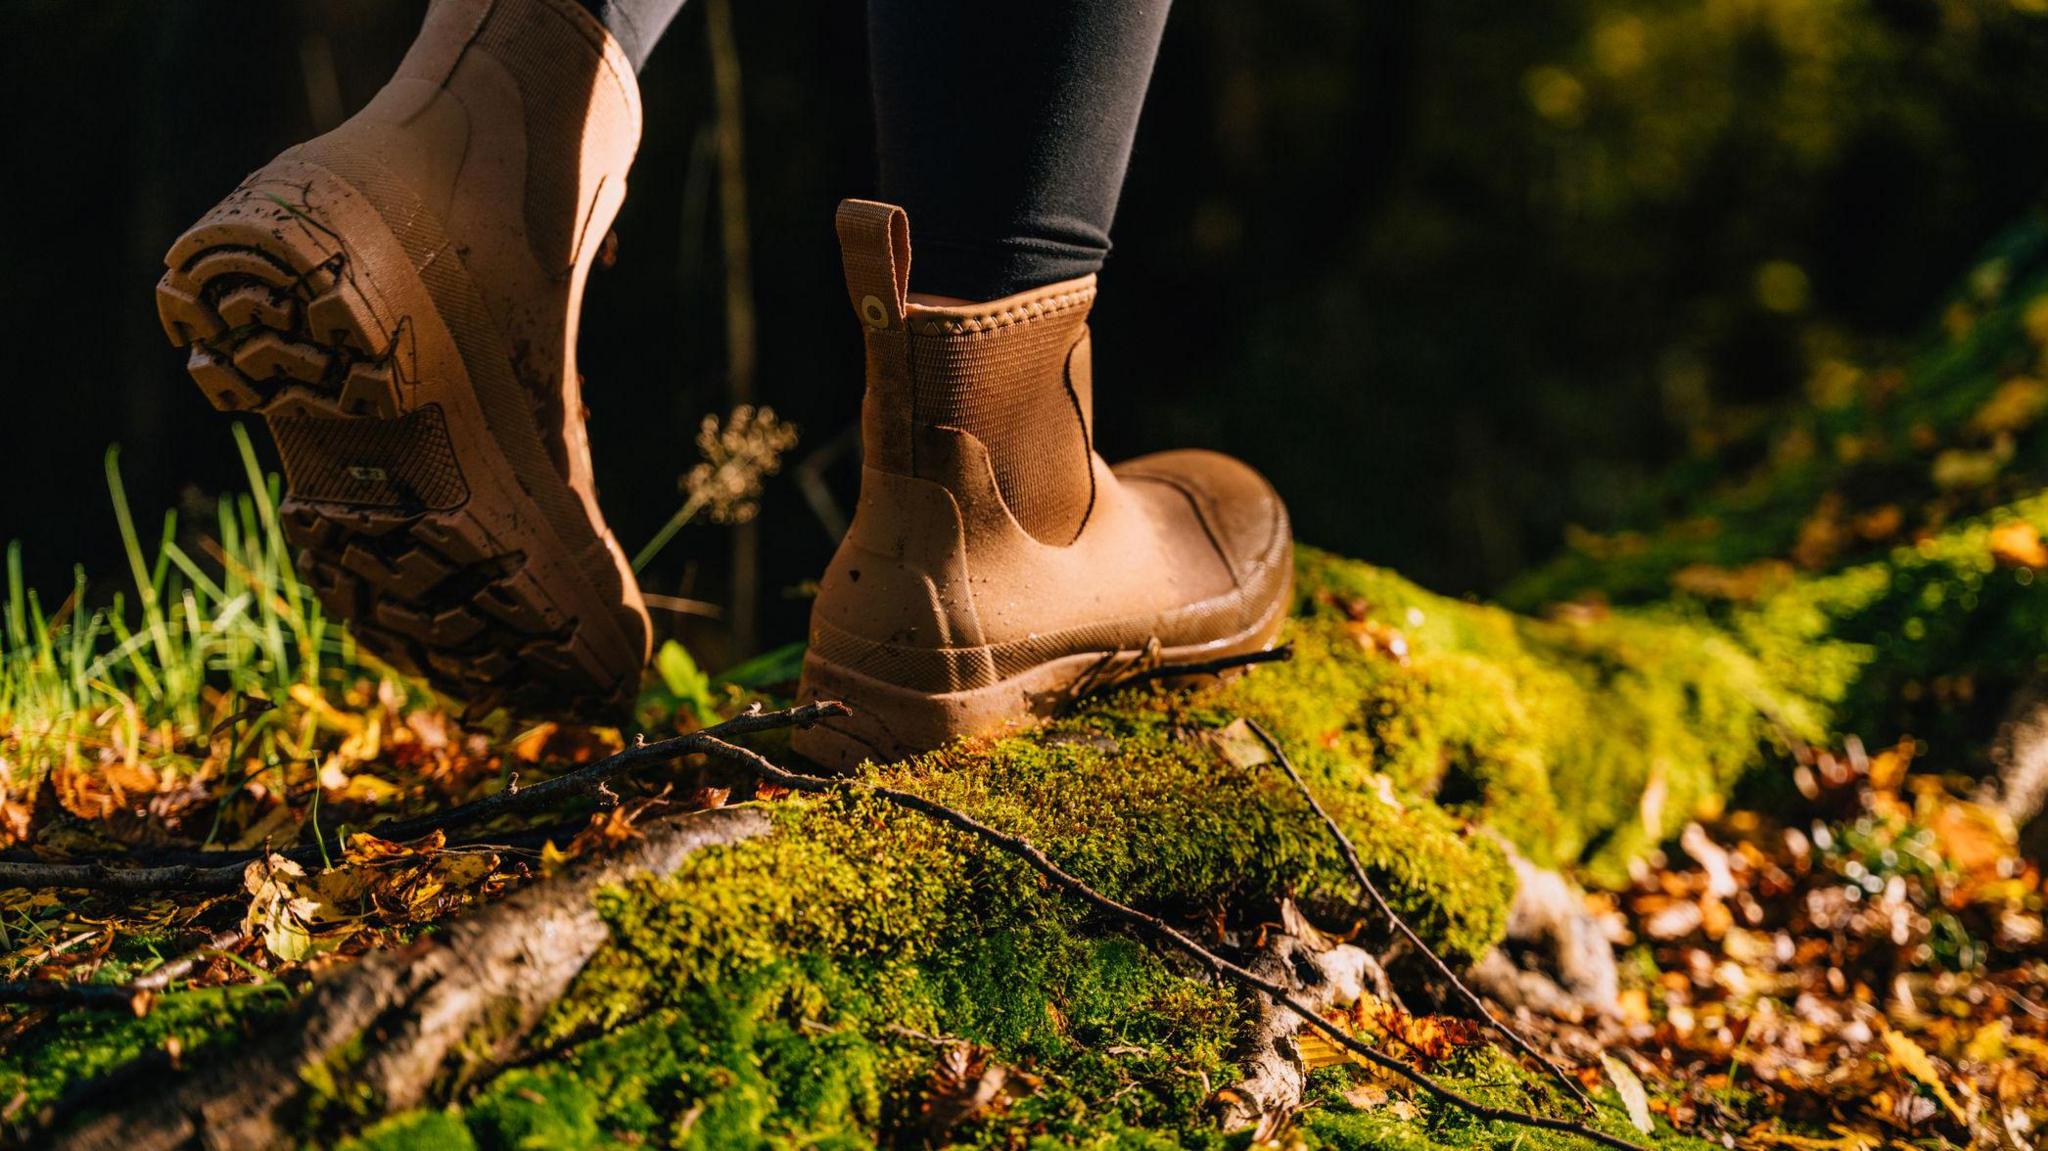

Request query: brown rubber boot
[
  {"left": 155, "top": 0, "right": 651, "bottom": 715},
  {"left": 792, "top": 201, "right": 1294, "bottom": 768}
]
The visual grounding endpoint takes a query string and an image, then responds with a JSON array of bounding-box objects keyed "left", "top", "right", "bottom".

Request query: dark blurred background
[{"left": 5, "top": 0, "right": 2048, "bottom": 667}]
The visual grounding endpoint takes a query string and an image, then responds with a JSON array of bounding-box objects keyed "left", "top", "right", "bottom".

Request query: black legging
[{"left": 579, "top": 0, "right": 1170, "bottom": 301}]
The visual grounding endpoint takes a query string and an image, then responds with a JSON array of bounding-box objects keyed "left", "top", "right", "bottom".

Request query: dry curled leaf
[
  {"left": 242, "top": 854, "right": 318, "bottom": 963},
  {"left": 920, "top": 1041, "right": 1030, "bottom": 1141},
  {"left": 566, "top": 792, "right": 670, "bottom": 857},
  {"left": 1204, "top": 718, "right": 1273, "bottom": 769}
]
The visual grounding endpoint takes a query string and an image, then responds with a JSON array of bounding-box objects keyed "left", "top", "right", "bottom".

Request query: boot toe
[{"left": 1113, "top": 449, "right": 1292, "bottom": 586}]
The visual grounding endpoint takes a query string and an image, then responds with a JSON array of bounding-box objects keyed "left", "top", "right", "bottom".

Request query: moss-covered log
[
  {"left": 24, "top": 219, "right": 2048, "bottom": 1151},
  {"left": 2, "top": 528, "right": 1891, "bottom": 1148}
]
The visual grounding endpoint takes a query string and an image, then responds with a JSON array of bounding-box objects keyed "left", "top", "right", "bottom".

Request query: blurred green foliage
[
  {"left": 4, "top": 0, "right": 2048, "bottom": 637},
  {"left": 1143, "top": 0, "right": 2048, "bottom": 590}
]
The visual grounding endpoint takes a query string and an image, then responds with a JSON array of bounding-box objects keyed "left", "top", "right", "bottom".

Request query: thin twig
[
  {"left": 1243, "top": 718, "right": 1596, "bottom": 1113},
  {"left": 1122, "top": 643, "right": 1294, "bottom": 687},
  {"left": 357, "top": 701, "right": 841, "bottom": 845},
  {"left": 705, "top": 0, "right": 760, "bottom": 653},
  {"left": 0, "top": 928, "right": 249, "bottom": 1014},
  {"left": 0, "top": 858, "right": 246, "bottom": 896},
  {"left": 686, "top": 730, "right": 1648, "bottom": 1151},
  {"left": 1070, "top": 643, "right": 1295, "bottom": 707},
  {"left": 130, "top": 928, "right": 247, "bottom": 992},
  {"left": 0, "top": 703, "right": 847, "bottom": 895},
  {"left": 0, "top": 980, "right": 148, "bottom": 1013}
]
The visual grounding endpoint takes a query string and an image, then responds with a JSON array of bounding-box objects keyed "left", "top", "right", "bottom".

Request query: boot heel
[{"left": 156, "top": 160, "right": 408, "bottom": 419}]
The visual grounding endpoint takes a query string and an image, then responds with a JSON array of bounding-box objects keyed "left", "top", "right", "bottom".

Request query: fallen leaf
[
  {"left": 1204, "top": 719, "right": 1273, "bottom": 769},
  {"left": 1989, "top": 520, "right": 2048, "bottom": 569},
  {"left": 1294, "top": 1027, "right": 1354, "bottom": 1072},
  {"left": 1602, "top": 1053, "right": 1655, "bottom": 1135},
  {"left": 242, "top": 854, "right": 318, "bottom": 962},
  {"left": 1750, "top": 1126, "right": 1883, "bottom": 1151},
  {"left": 1882, "top": 1028, "right": 1967, "bottom": 1126},
  {"left": 920, "top": 1041, "right": 1027, "bottom": 1141},
  {"left": 1343, "top": 619, "right": 1410, "bottom": 663},
  {"left": 1968, "top": 376, "right": 2048, "bottom": 437}
]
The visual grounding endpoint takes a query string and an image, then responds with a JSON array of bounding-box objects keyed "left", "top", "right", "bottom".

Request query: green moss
[
  {"left": 1496, "top": 214, "right": 2048, "bottom": 767},
  {"left": 336, "top": 1109, "right": 479, "bottom": 1151},
  {"left": 0, "top": 984, "right": 290, "bottom": 1116},
  {"left": 1298, "top": 1051, "right": 1716, "bottom": 1151},
  {"left": 1277, "top": 548, "right": 1824, "bottom": 881}
]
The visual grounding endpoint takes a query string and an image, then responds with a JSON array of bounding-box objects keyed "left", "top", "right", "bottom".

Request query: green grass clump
[{"left": 0, "top": 425, "right": 371, "bottom": 842}]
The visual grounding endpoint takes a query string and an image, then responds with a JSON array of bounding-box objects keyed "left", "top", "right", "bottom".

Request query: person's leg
[
  {"left": 867, "top": 0, "right": 1171, "bottom": 302},
  {"left": 574, "top": 0, "right": 688, "bottom": 73},
  {"left": 791, "top": 3, "right": 1293, "bottom": 768}
]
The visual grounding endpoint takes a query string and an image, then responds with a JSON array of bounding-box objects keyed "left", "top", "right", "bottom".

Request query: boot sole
[
  {"left": 790, "top": 568, "right": 1294, "bottom": 770},
  {"left": 155, "top": 159, "right": 649, "bottom": 716}
]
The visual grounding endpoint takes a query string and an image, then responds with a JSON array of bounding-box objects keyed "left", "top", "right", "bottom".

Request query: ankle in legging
[{"left": 577, "top": 0, "right": 688, "bottom": 74}]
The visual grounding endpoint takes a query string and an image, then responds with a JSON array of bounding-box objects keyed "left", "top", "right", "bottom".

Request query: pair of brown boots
[{"left": 154, "top": 0, "right": 1291, "bottom": 767}]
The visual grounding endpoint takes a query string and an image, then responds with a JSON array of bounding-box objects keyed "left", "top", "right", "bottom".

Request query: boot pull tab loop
[{"left": 835, "top": 200, "right": 911, "bottom": 331}]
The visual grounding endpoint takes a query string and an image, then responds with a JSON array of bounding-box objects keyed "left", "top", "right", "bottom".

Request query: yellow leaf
[
  {"left": 1932, "top": 447, "right": 2005, "bottom": 491},
  {"left": 2023, "top": 295, "right": 2048, "bottom": 347},
  {"left": 1751, "top": 1125, "right": 1883, "bottom": 1151},
  {"left": 1924, "top": 798, "right": 2017, "bottom": 881},
  {"left": 337, "top": 773, "right": 404, "bottom": 805},
  {"left": 1294, "top": 1028, "right": 1355, "bottom": 1072},
  {"left": 242, "top": 853, "right": 318, "bottom": 962},
  {"left": 1966, "top": 1020, "right": 2009, "bottom": 1065},
  {"left": 1882, "top": 1028, "right": 1967, "bottom": 1125},
  {"left": 343, "top": 830, "right": 442, "bottom": 863}
]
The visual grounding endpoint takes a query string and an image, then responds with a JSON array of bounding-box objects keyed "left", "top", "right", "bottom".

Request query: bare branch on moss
[
  {"left": 0, "top": 980, "right": 150, "bottom": 1014},
  {"left": 0, "top": 928, "right": 247, "bottom": 1016},
  {"left": 129, "top": 928, "right": 248, "bottom": 992},
  {"left": 1243, "top": 718, "right": 1597, "bottom": 1113},
  {"left": 0, "top": 702, "right": 847, "bottom": 896},
  {"left": 1121, "top": 642, "right": 1295, "bottom": 686},
  {"left": 1066, "top": 643, "right": 1296, "bottom": 707},
  {"left": 690, "top": 729, "right": 1650, "bottom": 1151}
]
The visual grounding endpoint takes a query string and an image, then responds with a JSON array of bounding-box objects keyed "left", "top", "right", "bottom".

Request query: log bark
[
  {"left": 1468, "top": 845, "right": 1619, "bottom": 1023},
  {"left": 1985, "top": 676, "right": 2048, "bottom": 857},
  {"left": 1215, "top": 931, "right": 1386, "bottom": 1135},
  {"left": 46, "top": 806, "right": 769, "bottom": 1151}
]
